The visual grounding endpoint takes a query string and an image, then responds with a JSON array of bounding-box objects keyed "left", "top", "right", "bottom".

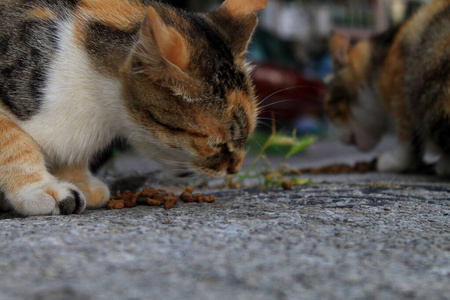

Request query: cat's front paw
[
  {"left": 376, "top": 142, "right": 422, "bottom": 173},
  {"left": 77, "top": 177, "right": 110, "bottom": 209},
  {"left": 12, "top": 182, "right": 86, "bottom": 216},
  {"left": 436, "top": 155, "right": 450, "bottom": 176},
  {"left": 377, "top": 150, "right": 410, "bottom": 173},
  {"left": 53, "top": 167, "right": 110, "bottom": 209}
]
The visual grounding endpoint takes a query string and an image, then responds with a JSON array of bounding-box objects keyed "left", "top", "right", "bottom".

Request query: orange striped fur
[
  {"left": 30, "top": 6, "right": 57, "bottom": 20},
  {"left": 79, "top": 0, "right": 147, "bottom": 32},
  {"left": 0, "top": 111, "right": 86, "bottom": 215},
  {"left": 0, "top": 111, "right": 46, "bottom": 194}
]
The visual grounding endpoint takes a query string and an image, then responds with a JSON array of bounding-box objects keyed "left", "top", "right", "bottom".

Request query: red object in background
[{"left": 251, "top": 63, "right": 325, "bottom": 126}]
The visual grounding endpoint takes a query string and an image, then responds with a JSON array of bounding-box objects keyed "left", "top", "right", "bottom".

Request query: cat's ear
[
  {"left": 137, "top": 6, "right": 189, "bottom": 72},
  {"left": 219, "top": 0, "right": 268, "bottom": 17},
  {"left": 329, "top": 32, "right": 351, "bottom": 70},
  {"left": 133, "top": 6, "right": 203, "bottom": 101},
  {"left": 211, "top": 0, "right": 268, "bottom": 58}
]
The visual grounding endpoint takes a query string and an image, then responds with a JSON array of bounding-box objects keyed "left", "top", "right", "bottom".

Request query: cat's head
[
  {"left": 325, "top": 32, "right": 389, "bottom": 151},
  {"left": 121, "top": 0, "right": 267, "bottom": 177}
]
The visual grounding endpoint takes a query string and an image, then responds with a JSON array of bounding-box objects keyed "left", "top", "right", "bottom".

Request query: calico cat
[
  {"left": 0, "top": 0, "right": 267, "bottom": 216},
  {"left": 326, "top": 0, "right": 450, "bottom": 175}
]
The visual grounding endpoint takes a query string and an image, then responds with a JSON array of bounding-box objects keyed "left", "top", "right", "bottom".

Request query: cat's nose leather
[
  {"left": 227, "top": 166, "right": 239, "bottom": 175},
  {"left": 226, "top": 155, "right": 243, "bottom": 174}
]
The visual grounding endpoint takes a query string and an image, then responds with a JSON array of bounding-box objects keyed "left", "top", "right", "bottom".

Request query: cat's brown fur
[
  {"left": 0, "top": 0, "right": 267, "bottom": 216},
  {"left": 326, "top": 0, "right": 450, "bottom": 174}
]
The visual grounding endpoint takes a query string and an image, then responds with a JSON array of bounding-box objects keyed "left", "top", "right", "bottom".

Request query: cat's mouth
[
  {"left": 156, "top": 162, "right": 226, "bottom": 179},
  {"left": 193, "top": 152, "right": 245, "bottom": 178},
  {"left": 172, "top": 168, "right": 225, "bottom": 179}
]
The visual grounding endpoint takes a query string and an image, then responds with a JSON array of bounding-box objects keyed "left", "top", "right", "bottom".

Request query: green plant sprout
[{"left": 227, "top": 117, "right": 316, "bottom": 189}]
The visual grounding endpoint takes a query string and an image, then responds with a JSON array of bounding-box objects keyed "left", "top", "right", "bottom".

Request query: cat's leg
[
  {"left": 377, "top": 120, "right": 423, "bottom": 172},
  {"left": 436, "top": 154, "right": 450, "bottom": 176},
  {"left": 53, "top": 165, "right": 110, "bottom": 209},
  {"left": 377, "top": 141, "right": 417, "bottom": 172},
  {"left": 0, "top": 112, "right": 86, "bottom": 215},
  {"left": 428, "top": 117, "right": 450, "bottom": 176}
]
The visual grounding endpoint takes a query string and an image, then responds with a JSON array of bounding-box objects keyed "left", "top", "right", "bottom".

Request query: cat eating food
[
  {"left": 325, "top": 0, "right": 450, "bottom": 175},
  {"left": 0, "top": 0, "right": 267, "bottom": 216}
]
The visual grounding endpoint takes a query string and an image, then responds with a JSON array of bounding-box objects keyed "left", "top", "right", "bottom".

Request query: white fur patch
[
  {"left": 377, "top": 141, "right": 416, "bottom": 172},
  {"left": 12, "top": 179, "right": 86, "bottom": 216},
  {"left": 19, "top": 20, "right": 132, "bottom": 166}
]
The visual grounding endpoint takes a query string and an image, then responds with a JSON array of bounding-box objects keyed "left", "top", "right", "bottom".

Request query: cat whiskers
[
  {"left": 197, "top": 166, "right": 225, "bottom": 178},
  {"left": 257, "top": 85, "right": 327, "bottom": 107},
  {"left": 126, "top": 130, "right": 194, "bottom": 168},
  {"left": 256, "top": 117, "right": 282, "bottom": 128},
  {"left": 255, "top": 120, "right": 275, "bottom": 131},
  {"left": 257, "top": 98, "right": 299, "bottom": 112},
  {"left": 249, "top": 135, "right": 263, "bottom": 151},
  {"left": 254, "top": 85, "right": 326, "bottom": 130}
]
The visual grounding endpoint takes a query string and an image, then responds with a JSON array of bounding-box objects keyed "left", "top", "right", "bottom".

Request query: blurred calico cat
[
  {"left": 0, "top": 0, "right": 267, "bottom": 216},
  {"left": 326, "top": 0, "right": 450, "bottom": 175}
]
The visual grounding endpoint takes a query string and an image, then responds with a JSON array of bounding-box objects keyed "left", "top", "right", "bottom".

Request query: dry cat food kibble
[
  {"left": 299, "top": 159, "right": 377, "bottom": 174},
  {"left": 281, "top": 180, "right": 292, "bottom": 190},
  {"left": 107, "top": 199, "right": 125, "bottom": 210},
  {"left": 107, "top": 186, "right": 215, "bottom": 210}
]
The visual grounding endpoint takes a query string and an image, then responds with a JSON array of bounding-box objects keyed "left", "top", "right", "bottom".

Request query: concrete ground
[{"left": 1, "top": 138, "right": 449, "bottom": 300}]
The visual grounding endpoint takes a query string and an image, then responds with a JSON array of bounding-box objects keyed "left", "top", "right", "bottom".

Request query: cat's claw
[
  {"left": 59, "top": 189, "right": 85, "bottom": 215},
  {"left": 12, "top": 182, "right": 86, "bottom": 216}
]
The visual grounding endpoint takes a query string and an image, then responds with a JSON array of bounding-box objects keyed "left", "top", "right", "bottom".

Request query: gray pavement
[{"left": 1, "top": 138, "right": 449, "bottom": 300}]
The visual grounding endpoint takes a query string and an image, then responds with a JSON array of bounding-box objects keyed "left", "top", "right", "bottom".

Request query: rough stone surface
[
  {"left": 1, "top": 174, "right": 450, "bottom": 300},
  {"left": 1, "top": 138, "right": 449, "bottom": 300}
]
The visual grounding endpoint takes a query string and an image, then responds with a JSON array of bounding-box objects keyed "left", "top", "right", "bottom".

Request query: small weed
[{"left": 227, "top": 117, "right": 316, "bottom": 189}]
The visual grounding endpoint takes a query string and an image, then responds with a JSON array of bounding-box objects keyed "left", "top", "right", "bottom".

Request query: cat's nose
[
  {"left": 227, "top": 166, "right": 239, "bottom": 175},
  {"left": 226, "top": 153, "right": 244, "bottom": 175}
]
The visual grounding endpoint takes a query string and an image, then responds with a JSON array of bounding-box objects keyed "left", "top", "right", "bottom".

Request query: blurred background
[
  {"left": 158, "top": 0, "right": 430, "bottom": 137},
  {"left": 93, "top": 0, "right": 434, "bottom": 172}
]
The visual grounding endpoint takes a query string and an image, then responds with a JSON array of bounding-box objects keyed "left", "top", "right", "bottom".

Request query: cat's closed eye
[{"left": 214, "top": 142, "right": 237, "bottom": 154}]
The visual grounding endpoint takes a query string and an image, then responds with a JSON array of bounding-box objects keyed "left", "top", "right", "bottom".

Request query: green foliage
[
  {"left": 285, "top": 135, "right": 316, "bottom": 160},
  {"left": 227, "top": 124, "right": 316, "bottom": 189}
]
